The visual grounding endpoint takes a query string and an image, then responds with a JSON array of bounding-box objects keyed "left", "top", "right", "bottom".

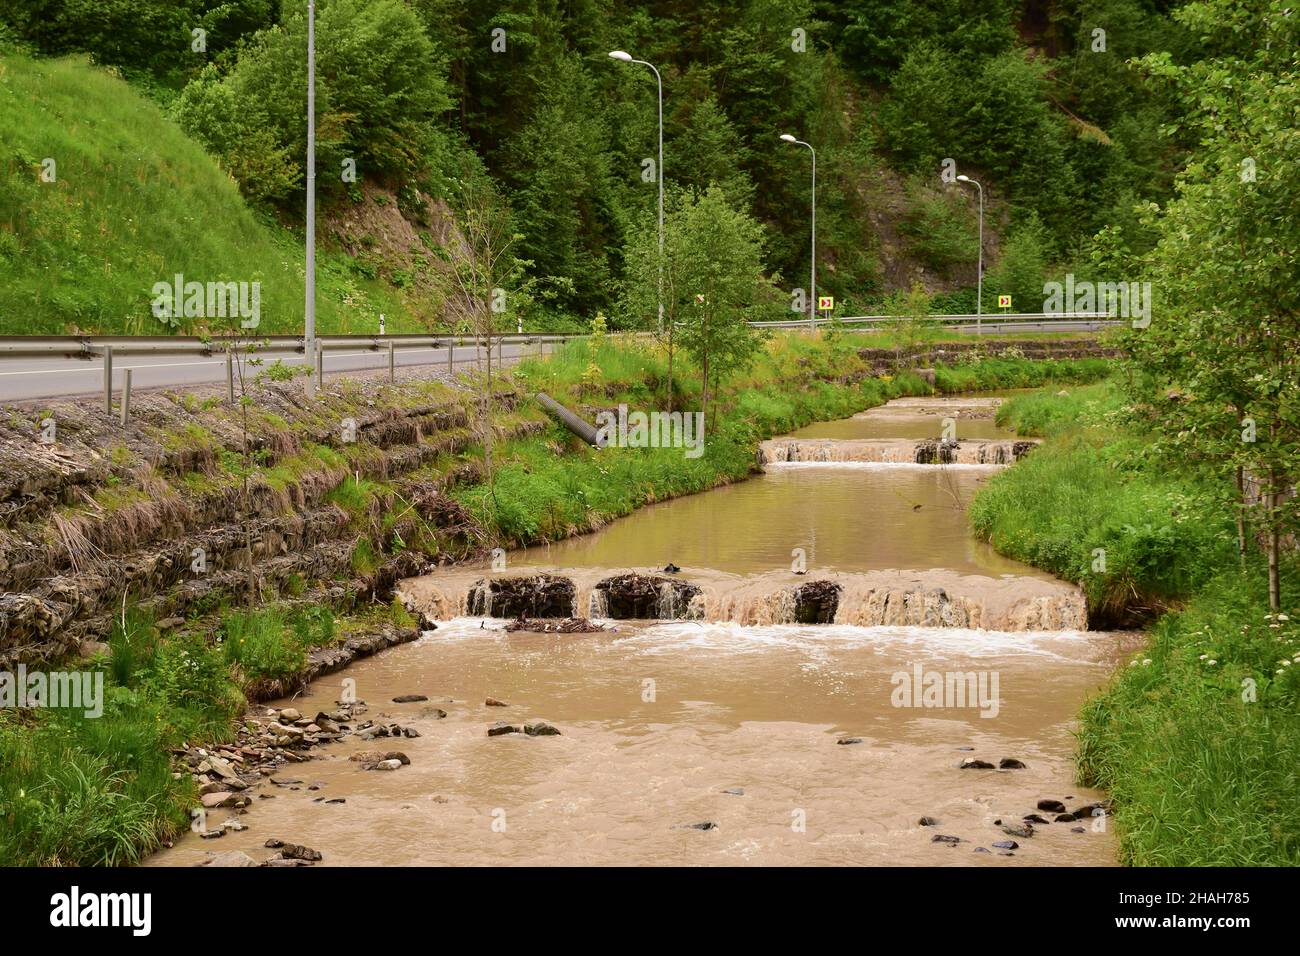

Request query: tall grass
[
  {"left": 0, "top": 602, "right": 340, "bottom": 865},
  {"left": 0, "top": 53, "right": 419, "bottom": 334},
  {"left": 1077, "top": 568, "right": 1300, "bottom": 865}
]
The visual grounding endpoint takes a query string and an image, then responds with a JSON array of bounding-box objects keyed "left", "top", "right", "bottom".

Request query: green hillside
[{"left": 0, "top": 53, "right": 417, "bottom": 335}]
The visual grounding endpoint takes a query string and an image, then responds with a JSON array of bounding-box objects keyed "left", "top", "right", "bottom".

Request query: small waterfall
[
  {"left": 588, "top": 588, "right": 609, "bottom": 619},
  {"left": 656, "top": 581, "right": 677, "bottom": 619},
  {"left": 758, "top": 438, "right": 1038, "bottom": 466}
]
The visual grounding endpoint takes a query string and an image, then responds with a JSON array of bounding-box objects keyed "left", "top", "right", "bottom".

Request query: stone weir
[
  {"left": 401, "top": 566, "right": 1089, "bottom": 632},
  {"left": 758, "top": 438, "right": 1039, "bottom": 466},
  {"left": 0, "top": 376, "right": 547, "bottom": 667}
]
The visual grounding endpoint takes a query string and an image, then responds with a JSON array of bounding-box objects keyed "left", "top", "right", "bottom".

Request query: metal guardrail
[
  {"left": 0, "top": 332, "right": 578, "bottom": 358},
  {"left": 0, "top": 313, "right": 1114, "bottom": 357},
  {"left": 752, "top": 311, "right": 1114, "bottom": 329}
]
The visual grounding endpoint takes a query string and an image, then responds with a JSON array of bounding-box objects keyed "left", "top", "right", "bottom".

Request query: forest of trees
[{"left": 1, "top": 0, "right": 1217, "bottom": 327}]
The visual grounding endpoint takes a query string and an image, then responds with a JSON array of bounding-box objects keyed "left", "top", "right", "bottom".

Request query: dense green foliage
[{"left": 1, "top": 0, "right": 1247, "bottom": 333}]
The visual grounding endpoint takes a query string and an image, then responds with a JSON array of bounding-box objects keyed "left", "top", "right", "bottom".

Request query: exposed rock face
[
  {"left": 792, "top": 580, "right": 841, "bottom": 624},
  {"left": 467, "top": 574, "right": 576, "bottom": 618},
  {"left": 592, "top": 573, "right": 702, "bottom": 619}
]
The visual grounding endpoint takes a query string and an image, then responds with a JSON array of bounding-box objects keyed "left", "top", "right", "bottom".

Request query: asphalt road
[{"left": 0, "top": 342, "right": 541, "bottom": 403}]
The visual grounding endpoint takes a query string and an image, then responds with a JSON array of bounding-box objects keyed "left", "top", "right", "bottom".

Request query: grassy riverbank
[
  {"left": 0, "top": 332, "right": 1112, "bottom": 866},
  {"left": 970, "top": 381, "right": 1300, "bottom": 865},
  {"left": 458, "top": 333, "right": 1112, "bottom": 546}
]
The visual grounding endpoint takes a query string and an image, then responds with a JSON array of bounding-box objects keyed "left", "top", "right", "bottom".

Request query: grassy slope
[
  {"left": 969, "top": 382, "right": 1300, "bottom": 865},
  {"left": 0, "top": 53, "right": 418, "bottom": 335}
]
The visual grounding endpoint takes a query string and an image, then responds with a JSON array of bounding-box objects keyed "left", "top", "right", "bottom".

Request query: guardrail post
[
  {"left": 120, "top": 369, "right": 132, "bottom": 426},
  {"left": 447, "top": 340, "right": 454, "bottom": 375},
  {"left": 226, "top": 350, "right": 235, "bottom": 403},
  {"left": 315, "top": 340, "right": 324, "bottom": 388},
  {"left": 497, "top": 333, "right": 503, "bottom": 365},
  {"left": 103, "top": 346, "right": 113, "bottom": 415}
]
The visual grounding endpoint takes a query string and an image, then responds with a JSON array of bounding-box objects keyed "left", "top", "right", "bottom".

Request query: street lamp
[
  {"left": 780, "top": 134, "right": 816, "bottom": 324},
  {"left": 956, "top": 174, "right": 983, "bottom": 333},
  {"left": 305, "top": 0, "right": 317, "bottom": 396},
  {"left": 609, "top": 50, "right": 664, "bottom": 333}
]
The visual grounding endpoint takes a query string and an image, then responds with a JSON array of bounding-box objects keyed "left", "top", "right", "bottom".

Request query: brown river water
[{"left": 150, "top": 394, "right": 1138, "bottom": 867}]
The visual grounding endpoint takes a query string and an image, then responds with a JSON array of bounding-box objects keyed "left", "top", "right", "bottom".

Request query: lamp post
[
  {"left": 956, "top": 174, "right": 983, "bottom": 333},
  {"left": 780, "top": 134, "right": 816, "bottom": 324},
  {"left": 609, "top": 50, "right": 663, "bottom": 333},
  {"left": 305, "top": 0, "right": 317, "bottom": 395}
]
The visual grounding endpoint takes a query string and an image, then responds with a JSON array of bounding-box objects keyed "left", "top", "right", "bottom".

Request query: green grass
[
  {"left": 0, "top": 612, "right": 241, "bottom": 866},
  {"left": 1077, "top": 567, "right": 1300, "bottom": 865},
  {"left": 0, "top": 53, "right": 426, "bottom": 335},
  {"left": 0, "top": 602, "right": 345, "bottom": 866},
  {"left": 969, "top": 377, "right": 1300, "bottom": 865},
  {"left": 969, "top": 380, "right": 1235, "bottom": 624}
]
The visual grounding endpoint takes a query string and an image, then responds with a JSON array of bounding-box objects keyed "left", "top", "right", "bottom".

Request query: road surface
[{"left": 0, "top": 342, "right": 541, "bottom": 403}]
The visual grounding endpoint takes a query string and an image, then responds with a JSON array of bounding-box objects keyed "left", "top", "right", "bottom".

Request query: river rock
[
  {"left": 264, "top": 841, "right": 322, "bottom": 861},
  {"left": 372, "top": 759, "right": 403, "bottom": 771},
  {"left": 524, "top": 721, "right": 561, "bottom": 736},
  {"left": 485, "top": 697, "right": 509, "bottom": 707},
  {"left": 204, "top": 851, "right": 258, "bottom": 867},
  {"left": 918, "top": 816, "right": 939, "bottom": 827},
  {"left": 279, "top": 708, "right": 301, "bottom": 722},
  {"left": 837, "top": 736, "right": 864, "bottom": 745},
  {"left": 1000, "top": 822, "right": 1034, "bottom": 838},
  {"left": 931, "top": 834, "right": 961, "bottom": 843},
  {"left": 1023, "top": 814, "right": 1050, "bottom": 824},
  {"left": 200, "top": 791, "right": 244, "bottom": 809},
  {"left": 1036, "top": 799, "right": 1067, "bottom": 813},
  {"left": 1071, "top": 826, "right": 1086, "bottom": 833},
  {"left": 488, "top": 722, "right": 519, "bottom": 737},
  {"left": 674, "top": 822, "right": 717, "bottom": 831},
  {"left": 1055, "top": 814, "right": 1076, "bottom": 823},
  {"left": 992, "top": 840, "right": 1019, "bottom": 850},
  {"left": 998, "top": 757, "right": 1027, "bottom": 769},
  {"left": 393, "top": 694, "right": 428, "bottom": 703},
  {"left": 960, "top": 758, "right": 995, "bottom": 769},
  {"left": 382, "top": 751, "right": 410, "bottom": 765}
]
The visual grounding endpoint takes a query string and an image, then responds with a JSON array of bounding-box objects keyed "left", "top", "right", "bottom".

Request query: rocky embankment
[{"left": 0, "top": 375, "right": 544, "bottom": 667}]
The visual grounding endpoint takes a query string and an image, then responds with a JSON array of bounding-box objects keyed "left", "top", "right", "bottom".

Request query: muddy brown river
[{"left": 151, "top": 394, "right": 1137, "bottom": 867}]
